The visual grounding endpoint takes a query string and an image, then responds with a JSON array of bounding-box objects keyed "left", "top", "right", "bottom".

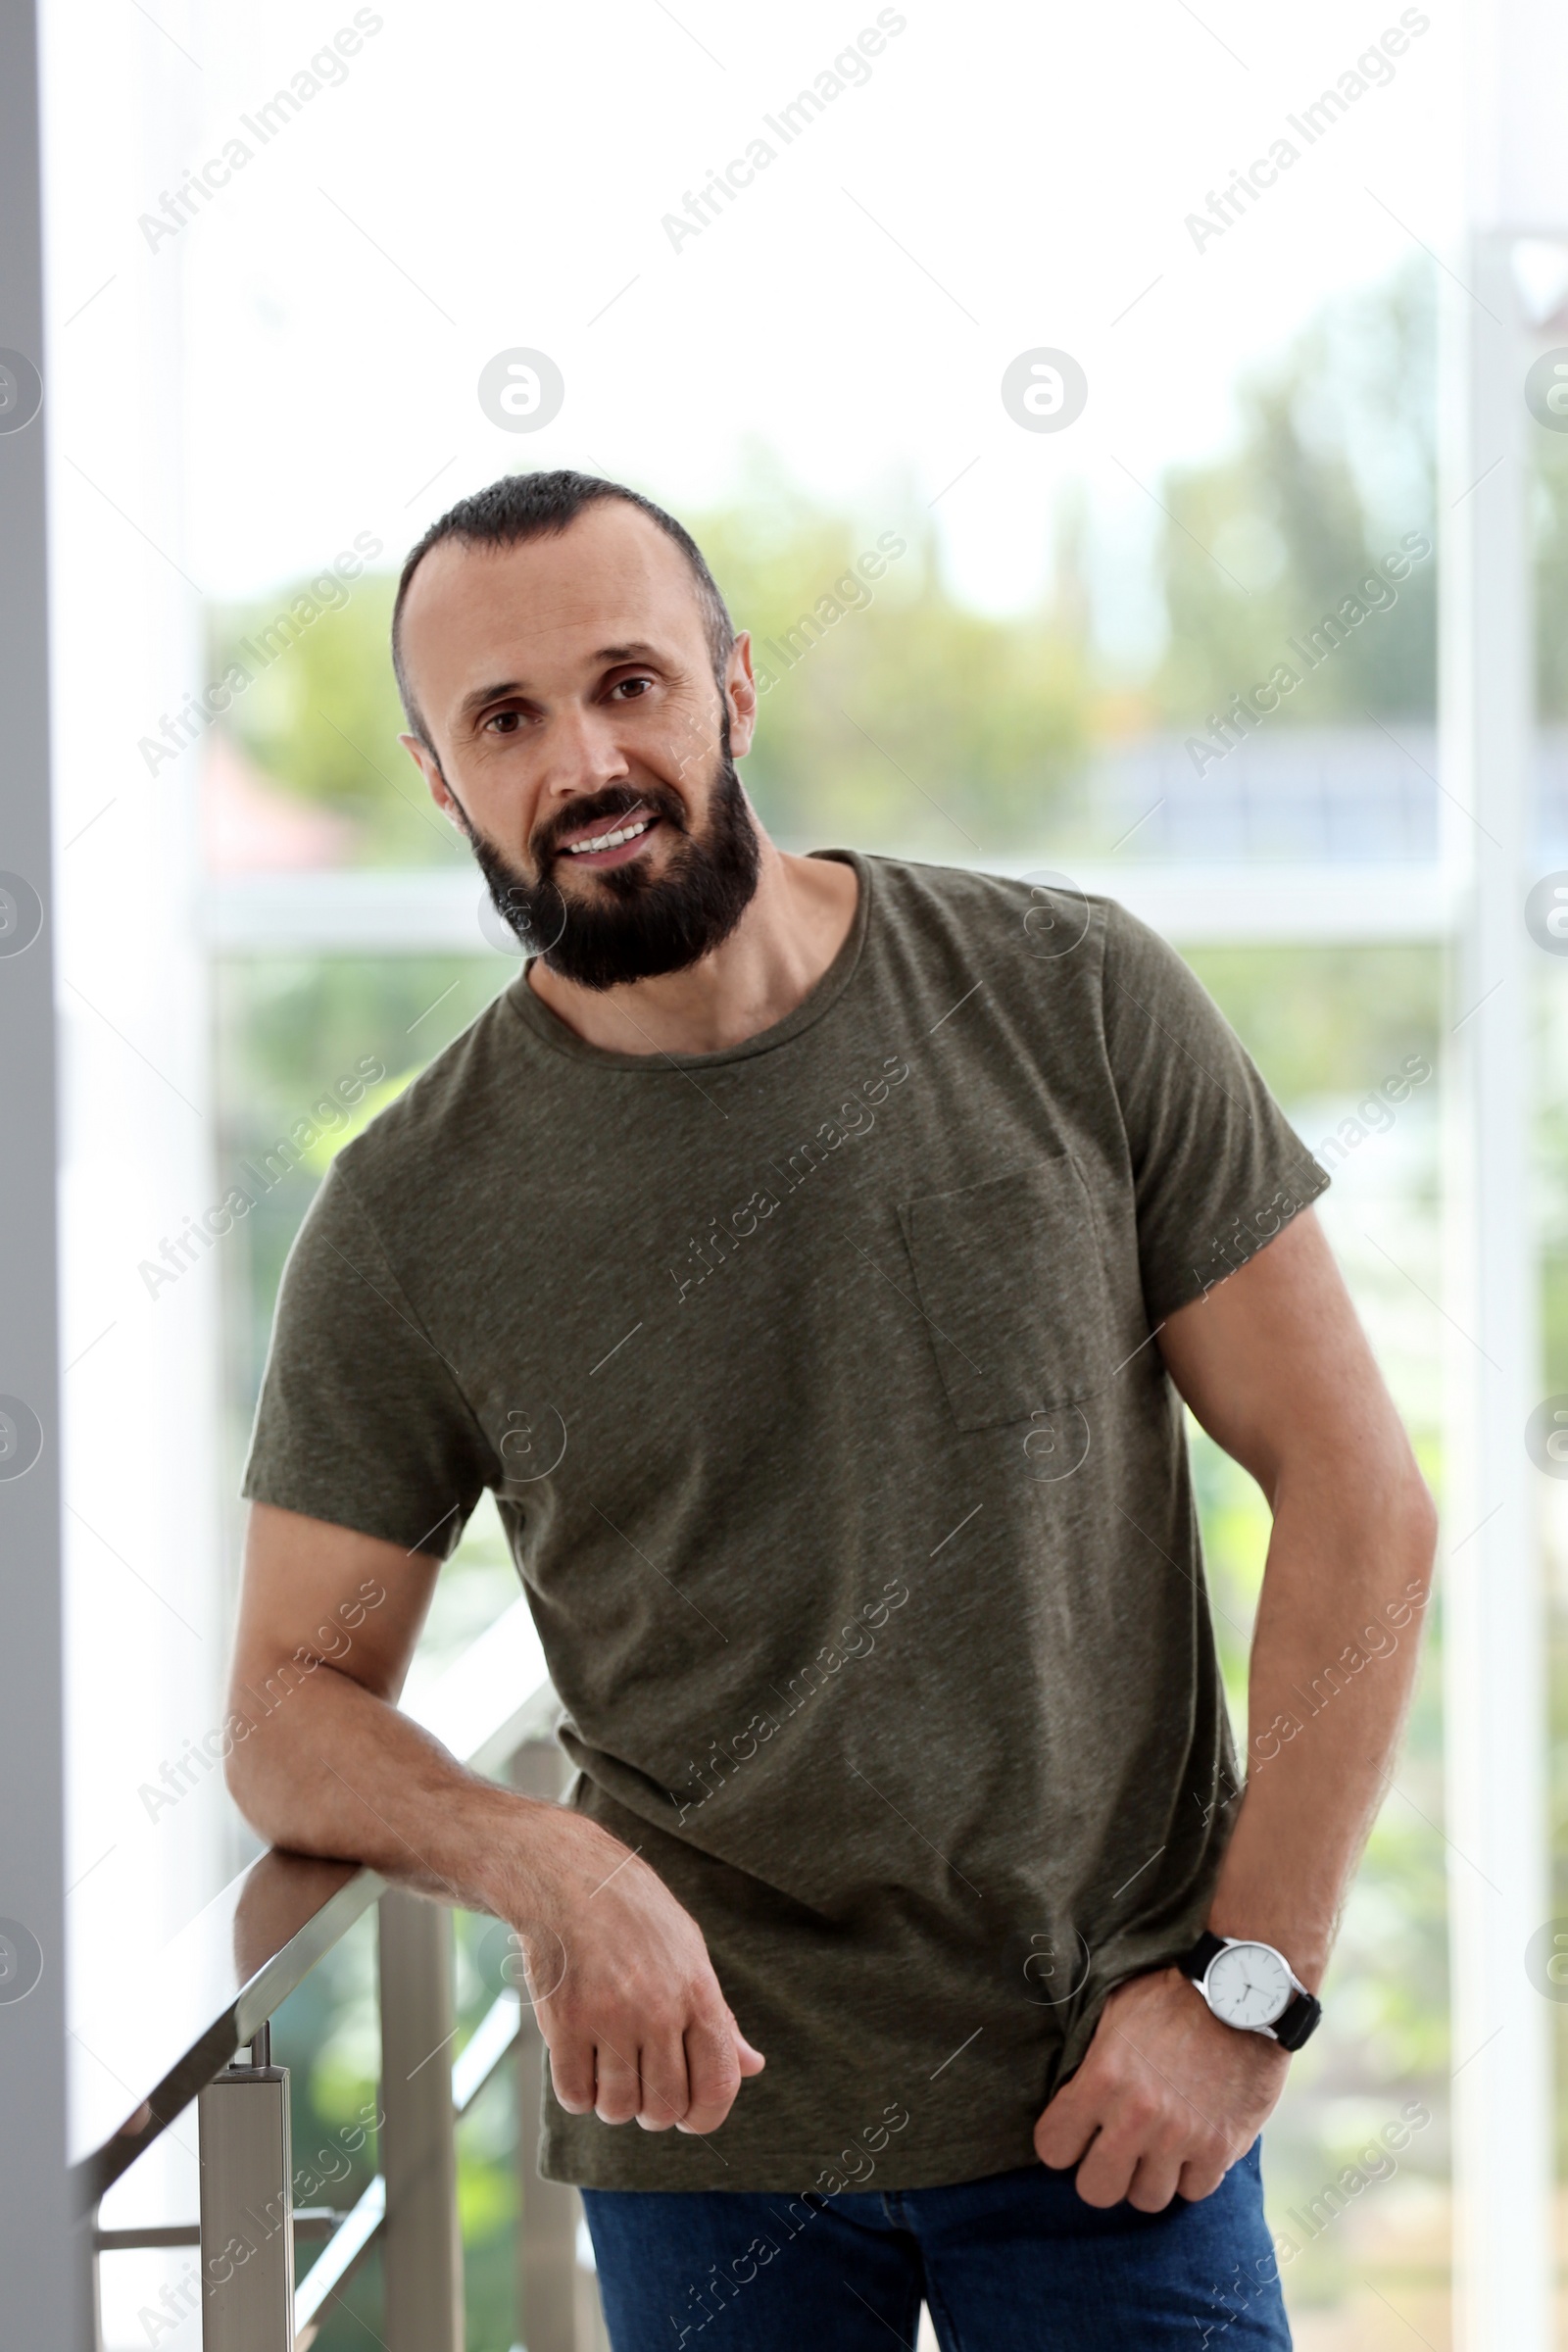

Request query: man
[{"left": 228, "top": 469, "right": 1437, "bottom": 2350}]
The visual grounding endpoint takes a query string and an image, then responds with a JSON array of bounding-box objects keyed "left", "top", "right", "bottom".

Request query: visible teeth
[{"left": 567, "top": 818, "right": 650, "bottom": 856}]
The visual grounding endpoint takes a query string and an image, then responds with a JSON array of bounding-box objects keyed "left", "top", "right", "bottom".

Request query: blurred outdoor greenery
[
  {"left": 1150, "top": 264, "right": 1438, "bottom": 730},
  {"left": 213, "top": 259, "right": 1557, "bottom": 875},
  {"left": 203, "top": 257, "right": 1568, "bottom": 2346}
]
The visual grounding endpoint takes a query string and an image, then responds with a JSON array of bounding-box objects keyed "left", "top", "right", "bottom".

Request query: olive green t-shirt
[{"left": 240, "top": 852, "right": 1328, "bottom": 2194}]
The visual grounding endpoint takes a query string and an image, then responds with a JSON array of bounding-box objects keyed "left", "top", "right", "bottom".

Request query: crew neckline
[{"left": 503, "top": 849, "right": 873, "bottom": 1070}]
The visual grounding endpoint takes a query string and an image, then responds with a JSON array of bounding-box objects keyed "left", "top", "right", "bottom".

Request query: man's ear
[
  {"left": 725, "top": 632, "right": 759, "bottom": 759},
  {"left": 400, "top": 732, "right": 465, "bottom": 830}
]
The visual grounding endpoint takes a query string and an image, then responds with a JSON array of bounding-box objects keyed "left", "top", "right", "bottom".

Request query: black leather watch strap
[
  {"left": 1272, "top": 1987, "right": 1323, "bottom": 2051},
  {"left": 1176, "top": 1931, "right": 1225, "bottom": 1984}
]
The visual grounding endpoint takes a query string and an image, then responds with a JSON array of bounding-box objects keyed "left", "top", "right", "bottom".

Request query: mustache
[{"left": 533, "top": 783, "right": 688, "bottom": 865}]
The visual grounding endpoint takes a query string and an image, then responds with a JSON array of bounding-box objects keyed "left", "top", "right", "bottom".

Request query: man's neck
[{"left": 524, "top": 837, "right": 860, "bottom": 1057}]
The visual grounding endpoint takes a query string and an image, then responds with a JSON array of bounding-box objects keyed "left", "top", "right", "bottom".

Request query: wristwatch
[{"left": 1176, "top": 1930, "right": 1322, "bottom": 2051}]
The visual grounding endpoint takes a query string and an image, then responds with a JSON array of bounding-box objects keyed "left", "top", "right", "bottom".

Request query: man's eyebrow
[
  {"left": 456, "top": 678, "right": 523, "bottom": 725},
  {"left": 594, "top": 641, "right": 670, "bottom": 667},
  {"left": 454, "top": 644, "right": 672, "bottom": 728}
]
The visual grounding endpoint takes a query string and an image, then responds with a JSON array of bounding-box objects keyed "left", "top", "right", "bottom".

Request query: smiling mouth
[{"left": 555, "top": 807, "right": 662, "bottom": 869}]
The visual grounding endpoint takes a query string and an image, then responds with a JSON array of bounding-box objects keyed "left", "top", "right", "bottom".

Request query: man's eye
[
  {"left": 612, "top": 676, "right": 653, "bottom": 700},
  {"left": 487, "top": 710, "right": 521, "bottom": 733}
]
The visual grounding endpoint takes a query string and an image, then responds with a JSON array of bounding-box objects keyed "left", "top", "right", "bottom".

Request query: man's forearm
[
  {"left": 226, "top": 1660, "right": 551, "bottom": 1919},
  {"left": 1206, "top": 1453, "right": 1437, "bottom": 1984}
]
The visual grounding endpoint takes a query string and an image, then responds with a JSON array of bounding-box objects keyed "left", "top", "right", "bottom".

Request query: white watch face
[{"left": 1205, "top": 1940, "right": 1293, "bottom": 2029}]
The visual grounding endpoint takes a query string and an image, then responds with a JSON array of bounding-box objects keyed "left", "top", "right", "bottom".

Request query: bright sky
[{"left": 47, "top": 0, "right": 1461, "bottom": 653}]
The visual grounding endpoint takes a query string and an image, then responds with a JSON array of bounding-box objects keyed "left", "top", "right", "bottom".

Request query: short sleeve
[
  {"left": 240, "top": 1158, "right": 498, "bottom": 1559},
  {"left": 1099, "top": 902, "right": 1330, "bottom": 1323}
]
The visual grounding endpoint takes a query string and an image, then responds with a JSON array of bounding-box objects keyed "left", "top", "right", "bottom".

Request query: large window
[{"left": 45, "top": 5, "right": 1567, "bottom": 2344}]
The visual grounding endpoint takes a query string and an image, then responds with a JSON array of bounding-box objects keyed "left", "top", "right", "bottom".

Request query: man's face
[{"left": 398, "top": 501, "right": 761, "bottom": 989}]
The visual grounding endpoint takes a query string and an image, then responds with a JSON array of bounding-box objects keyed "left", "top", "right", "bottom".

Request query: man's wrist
[
  {"left": 471, "top": 1787, "right": 645, "bottom": 1927},
  {"left": 1206, "top": 1906, "right": 1326, "bottom": 1993},
  {"left": 430, "top": 1782, "right": 564, "bottom": 1924}
]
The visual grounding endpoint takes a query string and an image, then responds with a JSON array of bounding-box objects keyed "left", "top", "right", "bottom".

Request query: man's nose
[{"left": 539, "top": 704, "right": 632, "bottom": 799}]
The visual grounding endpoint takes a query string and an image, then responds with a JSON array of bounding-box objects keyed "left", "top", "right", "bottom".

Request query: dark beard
[{"left": 462, "top": 730, "right": 762, "bottom": 992}]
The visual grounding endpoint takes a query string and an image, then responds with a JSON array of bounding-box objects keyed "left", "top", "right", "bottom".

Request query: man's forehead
[{"left": 402, "top": 504, "right": 699, "bottom": 678}]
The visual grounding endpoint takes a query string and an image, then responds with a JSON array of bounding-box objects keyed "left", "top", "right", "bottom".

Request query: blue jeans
[{"left": 581, "top": 2139, "right": 1291, "bottom": 2350}]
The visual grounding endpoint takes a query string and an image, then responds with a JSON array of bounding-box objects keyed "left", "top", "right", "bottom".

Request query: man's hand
[
  {"left": 1033, "top": 1968, "right": 1287, "bottom": 2210},
  {"left": 511, "top": 1806, "right": 764, "bottom": 2132},
  {"left": 225, "top": 1504, "right": 764, "bottom": 2137}
]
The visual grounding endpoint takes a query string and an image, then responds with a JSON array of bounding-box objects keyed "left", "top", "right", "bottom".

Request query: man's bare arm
[
  {"left": 1162, "top": 1203, "right": 1438, "bottom": 1974},
  {"left": 1035, "top": 1206, "right": 1438, "bottom": 2208},
  {"left": 226, "top": 1502, "right": 763, "bottom": 2132}
]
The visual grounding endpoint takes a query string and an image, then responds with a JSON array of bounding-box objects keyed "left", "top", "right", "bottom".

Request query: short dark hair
[{"left": 392, "top": 469, "right": 736, "bottom": 751}]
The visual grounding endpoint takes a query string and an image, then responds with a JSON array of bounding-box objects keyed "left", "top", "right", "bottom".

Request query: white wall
[{"left": 41, "top": 0, "right": 227, "bottom": 2309}]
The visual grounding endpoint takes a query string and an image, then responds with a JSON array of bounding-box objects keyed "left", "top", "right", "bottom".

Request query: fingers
[
  {"left": 1124, "top": 2147, "right": 1186, "bottom": 2214},
  {"left": 592, "top": 2035, "right": 642, "bottom": 2127},
  {"left": 632, "top": 2010, "right": 767, "bottom": 2130},
  {"left": 1062, "top": 2106, "right": 1198, "bottom": 2211},
  {"left": 677, "top": 2011, "right": 744, "bottom": 2134},
  {"left": 1176, "top": 2152, "right": 1231, "bottom": 2203},
  {"left": 729, "top": 2007, "right": 767, "bottom": 2080},
  {"left": 544, "top": 2012, "right": 763, "bottom": 2134},
  {"left": 1033, "top": 2077, "right": 1098, "bottom": 2172},
  {"left": 1069, "top": 2088, "right": 1163, "bottom": 2209},
  {"left": 1034, "top": 2058, "right": 1241, "bottom": 2209},
  {"left": 1055, "top": 2085, "right": 1235, "bottom": 2211},
  {"left": 1114, "top": 2135, "right": 1189, "bottom": 2220},
  {"left": 636, "top": 2031, "right": 691, "bottom": 2132},
  {"left": 547, "top": 2032, "right": 596, "bottom": 2117}
]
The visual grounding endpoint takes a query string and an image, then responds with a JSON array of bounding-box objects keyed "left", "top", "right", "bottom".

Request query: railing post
[
  {"left": 197, "top": 2027, "right": 295, "bottom": 2349},
  {"left": 511, "top": 1741, "right": 584, "bottom": 2352},
  {"left": 377, "top": 1888, "right": 463, "bottom": 2352},
  {"left": 86, "top": 2205, "right": 103, "bottom": 2352}
]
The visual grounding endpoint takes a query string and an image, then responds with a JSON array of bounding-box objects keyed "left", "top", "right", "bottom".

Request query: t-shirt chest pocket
[{"left": 897, "top": 1161, "right": 1116, "bottom": 1431}]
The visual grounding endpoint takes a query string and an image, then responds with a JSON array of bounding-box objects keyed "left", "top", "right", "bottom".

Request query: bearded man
[{"left": 228, "top": 469, "right": 1436, "bottom": 2351}]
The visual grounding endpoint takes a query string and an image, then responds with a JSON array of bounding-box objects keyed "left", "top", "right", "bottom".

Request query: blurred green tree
[
  {"left": 689, "top": 459, "right": 1088, "bottom": 855},
  {"left": 1151, "top": 259, "right": 1438, "bottom": 729}
]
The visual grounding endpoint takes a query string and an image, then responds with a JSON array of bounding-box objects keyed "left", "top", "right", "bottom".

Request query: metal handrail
[
  {"left": 73, "top": 1592, "right": 555, "bottom": 2207},
  {"left": 80, "top": 1592, "right": 598, "bottom": 2348}
]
